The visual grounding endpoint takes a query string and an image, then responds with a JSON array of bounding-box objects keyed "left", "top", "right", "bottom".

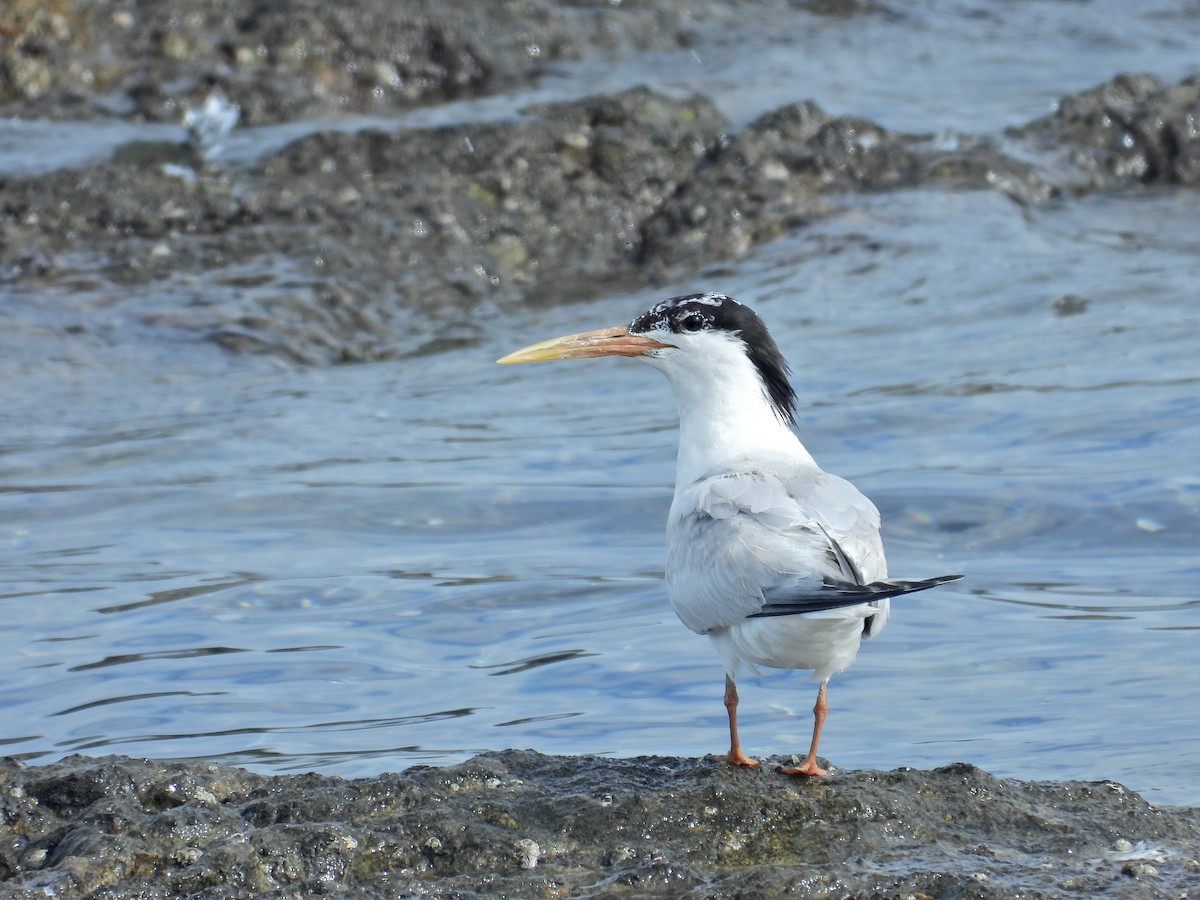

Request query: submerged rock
[{"left": 1, "top": 751, "right": 1198, "bottom": 898}]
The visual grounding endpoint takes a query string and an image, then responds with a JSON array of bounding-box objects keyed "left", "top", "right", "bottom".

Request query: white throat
[{"left": 642, "top": 334, "right": 814, "bottom": 490}]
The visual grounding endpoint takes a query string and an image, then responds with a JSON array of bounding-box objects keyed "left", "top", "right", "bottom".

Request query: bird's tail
[
  {"left": 837, "top": 573, "right": 964, "bottom": 599},
  {"left": 749, "top": 573, "right": 962, "bottom": 618}
]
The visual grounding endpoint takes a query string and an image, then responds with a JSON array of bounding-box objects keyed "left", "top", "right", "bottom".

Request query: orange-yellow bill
[{"left": 497, "top": 325, "right": 673, "bottom": 364}]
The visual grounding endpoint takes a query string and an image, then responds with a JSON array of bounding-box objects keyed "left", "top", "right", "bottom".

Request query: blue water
[{"left": 2, "top": 2, "right": 1198, "bottom": 805}]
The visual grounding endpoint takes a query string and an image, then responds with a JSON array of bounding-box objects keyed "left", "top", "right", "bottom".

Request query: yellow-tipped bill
[{"left": 497, "top": 325, "right": 673, "bottom": 364}]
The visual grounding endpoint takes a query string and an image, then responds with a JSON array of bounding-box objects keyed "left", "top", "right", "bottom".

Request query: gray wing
[{"left": 665, "top": 461, "right": 888, "bottom": 635}]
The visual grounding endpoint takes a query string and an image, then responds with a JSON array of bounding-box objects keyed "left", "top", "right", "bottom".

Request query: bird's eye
[{"left": 680, "top": 313, "right": 706, "bottom": 333}]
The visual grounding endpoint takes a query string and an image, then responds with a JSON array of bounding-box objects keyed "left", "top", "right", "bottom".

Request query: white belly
[{"left": 709, "top": 607, "right": 878, "bottom": 683}]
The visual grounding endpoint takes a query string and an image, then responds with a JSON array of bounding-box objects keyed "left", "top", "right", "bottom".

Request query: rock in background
[{"left": 2, "top": 2, "right": 1198, "bottom": 364}]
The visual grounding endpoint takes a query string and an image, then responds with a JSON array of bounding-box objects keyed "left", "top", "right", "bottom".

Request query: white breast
[{"left": 710, "top": 606, "right": 878, "bottom": 682}]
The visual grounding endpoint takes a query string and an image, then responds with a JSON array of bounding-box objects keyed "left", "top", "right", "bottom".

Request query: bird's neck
[{"left": 670, "top": 381, "right": 814, "bottom": 489}]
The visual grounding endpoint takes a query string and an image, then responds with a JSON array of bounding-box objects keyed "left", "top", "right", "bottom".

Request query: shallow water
[
  {"left": 689, "top": 0, "right": 1200, "bottom": 131},
  {"left": 3, "top": 3, "right": 1199, "bottom": 806}
]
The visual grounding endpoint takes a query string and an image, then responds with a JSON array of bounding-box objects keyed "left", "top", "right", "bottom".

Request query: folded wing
[{"left": 666, "top": 461, "right": 894, "bottom": 635}]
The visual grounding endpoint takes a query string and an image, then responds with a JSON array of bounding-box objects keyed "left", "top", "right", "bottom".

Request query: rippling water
[{"left": 3, "top": 3, "right": 1199, "bottom": 805}]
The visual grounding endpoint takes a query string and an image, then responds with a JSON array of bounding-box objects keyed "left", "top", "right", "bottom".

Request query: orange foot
[
  {"left": 777, "top": 760, "right": 827, "bottom": 777},
  {"left": 711, "top": 751, "right": 759, "bottom": 768}
]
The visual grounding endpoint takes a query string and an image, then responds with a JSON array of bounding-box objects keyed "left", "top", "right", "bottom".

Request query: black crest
[{"left": 631, "top": 292, "right": 797, "bottom": 424}]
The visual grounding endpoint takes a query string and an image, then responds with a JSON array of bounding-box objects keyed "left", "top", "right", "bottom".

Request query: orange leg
[
  {"left": 711, "top": 674, "right": 758, "bottom": 767},
  {"left": 779, "top": 681, "right": 829, "bottom": 777}
]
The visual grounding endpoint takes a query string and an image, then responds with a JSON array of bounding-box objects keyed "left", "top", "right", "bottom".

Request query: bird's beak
[{"left": 497, "top": 325, "right": 673, "bottom": 364}]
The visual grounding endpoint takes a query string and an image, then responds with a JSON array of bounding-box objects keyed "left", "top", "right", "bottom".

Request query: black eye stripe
[
  {"left": 629, "top": 295, "right": 726, "bottom": 335},
  {"left": 628, "top": 292, "right": 798, "bottom": 425}
]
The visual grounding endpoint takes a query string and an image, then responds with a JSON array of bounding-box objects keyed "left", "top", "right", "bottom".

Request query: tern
[{"left": 499, "top": 292, "right": 960, "bottom": 775}]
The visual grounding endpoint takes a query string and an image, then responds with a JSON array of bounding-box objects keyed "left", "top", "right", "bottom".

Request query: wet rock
[
  {"left": 0, "top": 0, "right": 731, "bottom": 124},
  {"left": 1, "top": 87, "right": 729, "bottom": 363},
  {"left": 0, "top": 68, "right": 1195, "bottom": 366},
  {"left": 1, "top": 752, "right": 1198, "bottom": 898},
  {"left": 641, "top": 100, "right": 1054, "bottom": 272},
  {"left": 1009, "top": 72, "right": 1200, "bottom": 190}
]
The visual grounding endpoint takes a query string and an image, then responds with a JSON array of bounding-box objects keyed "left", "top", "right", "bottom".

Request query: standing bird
[{"left": 498, "top": 293, "right": 960, "bottom": 775}]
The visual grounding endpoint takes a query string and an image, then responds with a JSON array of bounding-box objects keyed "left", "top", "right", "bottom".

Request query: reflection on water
[{"left": 472, "top": 650, "right": 600, "bottom": 676}]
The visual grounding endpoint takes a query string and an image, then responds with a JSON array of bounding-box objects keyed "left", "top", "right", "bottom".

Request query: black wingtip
[
  {"left": 827, "top": 572, "right": 964, "bottom": 603},
  {"left": 747, "top": 573, "right": 962, "bottom": 619},
  {"left": 866, "top": 573, "right": 963, "bottom": 596}
]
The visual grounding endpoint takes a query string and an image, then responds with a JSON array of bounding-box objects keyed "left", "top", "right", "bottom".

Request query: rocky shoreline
[
  {"left": 2, "top": 751, "right": 1198, "bottom": 898},
  {"left": 3, "top": 2, "right": 1198, "bottom": 364}
]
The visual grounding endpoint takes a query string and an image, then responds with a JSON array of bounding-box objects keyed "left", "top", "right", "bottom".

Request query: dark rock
[
  {"left": 1009, "top": 72, "right": 1200, "bottom": 190},
  {"left": 1, "top": 752, "right": 1198, "bottom": 898},
  {"left": 0, "top": 86, "right": 730, "bottom": 364},
  {"left": 0, "top": 0, "right": 729, "bottom": 124},
  {"left": 641, "top": 100, "right": 1055, "bottom": 272}
]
